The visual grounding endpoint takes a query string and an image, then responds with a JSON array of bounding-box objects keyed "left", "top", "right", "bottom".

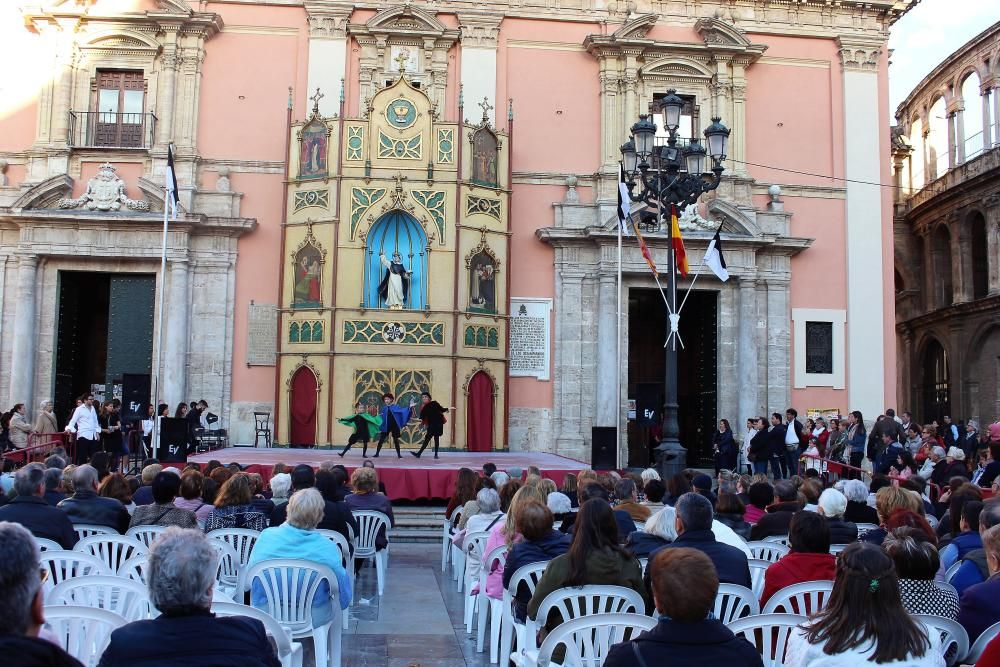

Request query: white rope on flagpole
[{"left": 152, "top": 154, "right": 172, "bottom": 458}]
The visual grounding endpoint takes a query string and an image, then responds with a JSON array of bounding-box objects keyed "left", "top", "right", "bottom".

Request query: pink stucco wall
[{"left": 878, "top": 51, "right": 897, "bottom": 410}]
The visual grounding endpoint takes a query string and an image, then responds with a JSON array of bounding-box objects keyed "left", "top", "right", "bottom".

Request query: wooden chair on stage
[{"left": 252, "top": 412, "right": 271, "bottom": 448}]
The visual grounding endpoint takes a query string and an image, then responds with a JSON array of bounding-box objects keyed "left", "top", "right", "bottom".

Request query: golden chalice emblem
[{"left": 393, "top": 102, "right": 410, "bottom": 122}]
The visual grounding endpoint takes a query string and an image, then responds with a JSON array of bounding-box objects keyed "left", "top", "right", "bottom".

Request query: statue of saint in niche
[
  {"left": 378, "top": 251, "right": 410, "bottom": 310},
  {"left": 469, "top": 252, "right": 496, "bottom": 313},
  {"left": 292, "top": 245, "right": 323, "bottom": 308}
]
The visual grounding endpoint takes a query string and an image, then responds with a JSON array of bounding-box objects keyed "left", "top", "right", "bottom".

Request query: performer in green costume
[{"left": 337, "top": 403, "right": 382, "bottom": 457}]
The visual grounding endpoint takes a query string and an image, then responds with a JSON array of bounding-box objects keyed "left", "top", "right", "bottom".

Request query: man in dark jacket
[
  {"left": 270, "top": 465, "right": 357, "bottom": 549},
  {"left": 97, "top": 527, "right": 280, "bottom": 667},
  {"left": 957, "top": 523, "right": 1000, "bottom": 646},
  {"left": 43, "top": 467, "right": 66, "bottom": 506},
  {"left": 748, "top": 418, "right": 771, "bottom": 476},
  {"left": 645, "top": 493, "right": 752, "bottom": 604},
  {"left": 0, "top": 464, "right": 77, "bottom": 549},
  {"left": 0, "top": 522, "right": 85, "bottom": 667},
  {"left": 767, "top": 413, "right": 788, "bottom": 479},
  {"left": 502, "top": 502, "right": 570, "bottom": 621},
  {"left": 749, "top": 481, "right": 802, "bottom": 541},
  {"left": 613, "top": 546, "right": 762, "bottom": 667},
  {"left": 57, "top": 464, "right": 130, "bottom": 534}
]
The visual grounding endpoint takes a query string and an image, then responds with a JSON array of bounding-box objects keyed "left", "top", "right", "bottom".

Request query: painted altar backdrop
[{"left": 277, "top": 69, "right": 510, "bottom": 450}]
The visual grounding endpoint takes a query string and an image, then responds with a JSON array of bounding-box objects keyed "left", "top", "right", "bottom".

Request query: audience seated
[
  {"left": 174, "top": 470, "right": 214, "bottom": 526},
  {"left": 860, "top": 486, "right": 922, "bottom": 545},
  {"left": 642, "top": 479, "right": 666, "bottom": 511},
  {"left": 131, "top": 463, "right": 161, "bottom": 506},
  {"left": 457, "top": 475, "right": 491, "bottom": 530},
  {"left": 447, "top": 468, "right": 479, "bottom": 520},
  {"left": 614, "top": 478, "right": 651, "bottom": 523},
  {"left": 268, "top": 472, "right": 291, "bottom": 508},
  {"left": 645, "top": 492, "right": 752, "bottom": 599},
  {"left": 744, "top": 482, "right": 772, "bottom": 525},
  {"left": 940, "top": 500, "right": 983, "bottom": 571},
  {"left": 883, "top": 527, "right": 958, "bottom": 619},
  {"left": 605, "top": 547, "right": 764, "bottom": 667},
  {"left": 558, "top": 482, "right": 636, "bottom": 541},
  {"left": 344, "top": 467, "right": 394, "bottom": 550},
  {"left": 0, "top": 522, "right": 85, "bottom": 667},
  {"left": 269, "top": 465, "right": 357, "bottom": 548},
  {"left": 938, "top": 484, "right": 984, "bottom": 544},
  {"left": 0, "top": 463, "right": 77, "bottom": 549},
  {"left": 949, "top": 500, "right": 1000, "bottom": 594},
  {"left": 841, "top": 479, "right": 879, "bottom": 524},
  {"left": 248, "top": 489, "right": 352, "bottom": 627},
  {"left": 98, "top": 473, "right": 135, "bottom": 515},
  {"left": 58, "top": 464, "right": 130, "bottom": 534},
  {"left": 692, "top": 474, "right": 718, "bottom": 507},
  {"left": 785, "top": 542, "right": 942, "bottom": 666},
  {"left": 714, "top": 491, "right": 750, "bottom": 540},
  {"left": 502, "top": 501, "right": 570, "bottom": 622},
  {"left": 626, "top": 506, "right": 677, "bottom": 560},
  {"left": 559, "top": 473, "right": 578, "bottom": 509},
  {"left": 462, "top": 488, "right": 505, "bottom": 583},
  {"left": 664, "top": 473, "right": 692, "bottom": 507},
  {"left": 817, "top": 488, "right": 859, "bottom": 544},
  {"left": 247, "top": 473, "right": 275, "bottom": 517},
  {"left": 204, "top": 473, "right": 269, "bottom": 533},
  {"left": 761, "top": 511, "right": 835, "bottom": 605},
  {"left": 129, "top": 472, "right": 198, "bottom": 529},
  {"left": 483, "top": 485, "right": 548, "bottom": 601},
  {"left": 315, "top": 468, "right": 349, "bottom": 503},
  {"left": 42, "top": 467, "right": 65, "bottom": 507},
  {"left": 528, "top": 499, "right": 649, "bottom": 638},
  {"left": 98, "top": 527, "right": 281, "bottom": 667},
  {"left": 958, "top": 524, "right": 1000, "bottom": 644},
  {"left": 546, "top": 490, "right": 572, "bottom": 525},
  {"left": 749, "top": 481, "right": 802, "bottom": 541}
]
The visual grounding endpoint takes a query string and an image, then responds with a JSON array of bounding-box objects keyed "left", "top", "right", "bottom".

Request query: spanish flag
[
  {"left": 670, "top": 205, "right": 689, "bottom": 277},
  {"left": 632, "top": 220, "right": 658, "bottom": 278}
]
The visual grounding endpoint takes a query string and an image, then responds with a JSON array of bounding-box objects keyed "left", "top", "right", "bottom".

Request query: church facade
[{"left": 0, "top": 0, "right": 910, "bottom": 464}]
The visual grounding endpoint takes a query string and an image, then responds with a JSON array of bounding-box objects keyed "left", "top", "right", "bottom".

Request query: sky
[{"left": 888, "top": 0, "right": 1000, "bottom": 117}]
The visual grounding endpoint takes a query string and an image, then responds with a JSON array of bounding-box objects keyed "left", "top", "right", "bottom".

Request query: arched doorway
[
  {"left": 289, "top": 366, "right": 318, "bottom": 446},
  {"left": 466, "top": 371, "right": 495, "bottom": 452},
  {"left": 921, "top": 339, "right": 950, "bottom": 423}
]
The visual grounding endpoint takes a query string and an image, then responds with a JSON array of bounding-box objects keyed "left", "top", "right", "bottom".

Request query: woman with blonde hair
[
  {"left": 203, "top": 472, "right": 268, "bottom": 532},
  {"left": 859, "top": 485, "right": 923, "bottom": 545},
  {"left": 481, "top": 484, "right": 548, "bottom": 601}
]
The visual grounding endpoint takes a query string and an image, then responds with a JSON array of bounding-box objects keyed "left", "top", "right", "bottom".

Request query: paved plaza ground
[{"left": 340, "top": 543, "right": 492, "bottom": 667}]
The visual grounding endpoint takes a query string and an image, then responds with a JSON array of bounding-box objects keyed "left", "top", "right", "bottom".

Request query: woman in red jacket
[{"left": 760, "top": 511, "right": 836, "bottom": 605}]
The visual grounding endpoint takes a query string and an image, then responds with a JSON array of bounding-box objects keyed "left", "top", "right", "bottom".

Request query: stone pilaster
[
  {"left": 737, "top": 277, "right": 759, "bottom": 424},
  {"left": 765, "top": 279, "right": 791, "bottom": 412},
  {"left": 8, "top": 255, "right": 38, "bottom": 408},
  {"left": 554, "top": 270, "right": 586, "bottom": 460},
  {"left": 458, "top": 13, "right": 502, "bottom": 126},
  {"left": 595, "top": 273, "right": 618, "bottom": 427},
  {"left": 986, "top": 195, "right": 1000, "bottom": 295},
  {"left": 305, "top": 4, "right": 351, "bottom": 117},
  {"left": 155, "top": 40, "right": 180, "bottom": 148},
  {"left": 162, "top": 259, "right": 190, "bottom": 406}
]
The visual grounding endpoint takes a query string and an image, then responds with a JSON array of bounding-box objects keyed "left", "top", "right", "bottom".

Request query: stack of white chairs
[
  {"left": 47, "top": 576, "right": 153, "bottom": 622},
  {"left": 461, "top": 530, "right": 492, "bottom": 631},
  {"left": 477, "top": 544, "right": 508, "bottom": 661},
  {"left": 351, "top": 510, "right": 390, "bottom": 597}
]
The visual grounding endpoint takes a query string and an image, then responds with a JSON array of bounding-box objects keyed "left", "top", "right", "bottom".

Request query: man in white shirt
[
  {"left": 783, "top": 408, "right": 803, "bottom": 478},
  {"left": 65, "top": 393, "right": 100, "bottom": 464}
]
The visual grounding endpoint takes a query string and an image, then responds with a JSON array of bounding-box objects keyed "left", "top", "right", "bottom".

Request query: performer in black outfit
[
  {"left": 337, "top": 403, "right": 381, "bottom": 457},
  {"left": 412, "top": 392, "right": 452, "bottom": 459},
  {"left": 375, "top": 393, "right": 416, "bottom": 458}
]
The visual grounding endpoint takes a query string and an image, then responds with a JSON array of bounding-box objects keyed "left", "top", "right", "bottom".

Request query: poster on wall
[{"left": 509, "top": 297, "right": 551, "bottom": 381}]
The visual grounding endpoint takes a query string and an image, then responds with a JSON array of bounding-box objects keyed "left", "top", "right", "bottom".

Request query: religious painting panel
[
  {"left": 291, "top": 239, "right": 325, "bottom": 309},
  {"left": 299, "top": 118, "right": 329, "bottom": 180},
  {"left": 471, "top": 128, "right": 499, "bottom": 187},
  {"left": 468, "top": 251, "right": 498, "bottom": 314}
]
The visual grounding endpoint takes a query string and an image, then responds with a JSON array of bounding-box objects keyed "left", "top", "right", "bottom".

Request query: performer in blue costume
[{"left": 374, "top": 393, "right": 416, "bottom": 458}]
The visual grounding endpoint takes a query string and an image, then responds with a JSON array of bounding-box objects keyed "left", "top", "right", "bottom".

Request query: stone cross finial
[
  {"left": 310, "top": 88, "right": 324, "bottom": 114},
  {"left": 394, "top": 50, "right": 410, "bottom": 73},
  {"left": 479, "top": 97, "right": 493, "bottom": 123}
]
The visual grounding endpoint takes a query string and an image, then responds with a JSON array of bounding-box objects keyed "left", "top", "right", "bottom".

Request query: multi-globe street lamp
[{"left": 619, "top": 89, "right": 730, "bottom": 473}]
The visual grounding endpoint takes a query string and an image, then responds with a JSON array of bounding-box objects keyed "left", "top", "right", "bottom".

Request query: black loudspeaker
[
  {"left": 635, "top": 382, "right": 662, "bottom": 428},
  {"left": 157, "top": 417, "right": 189, "bottom": 463},
  {"left": 591, "top": 426, "right": 617, "bottom": 470},
  {"left": 121, "top": 374, "right": 151, "bottom": 427}
]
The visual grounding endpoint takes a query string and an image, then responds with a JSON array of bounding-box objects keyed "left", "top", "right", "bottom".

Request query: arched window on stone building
[
  {"left": 921, "top": 338, "right": 950, "bottom": 423},
  {"left": 961, "top": 72, "right": 985, "bottom": 160},
  {"left": 931, "top": 225, "right": 953, "bottom": 308},
  {"left": 970, "top": 211, "right": 989, "bottom": 300}
]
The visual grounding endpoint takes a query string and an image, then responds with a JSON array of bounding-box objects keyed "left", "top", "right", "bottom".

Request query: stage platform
[{"left": 187, "top": 448, "right": 591, "bottom": 501}]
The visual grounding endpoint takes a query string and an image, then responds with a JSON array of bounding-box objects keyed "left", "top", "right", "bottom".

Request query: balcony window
[{"left": 70, "top": 70, "right": 155, "bottom": 149}]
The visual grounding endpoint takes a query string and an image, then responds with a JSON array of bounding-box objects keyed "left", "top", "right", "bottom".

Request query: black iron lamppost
[{"left": 619, "top": 89, "right": 730, "bottom": 475}]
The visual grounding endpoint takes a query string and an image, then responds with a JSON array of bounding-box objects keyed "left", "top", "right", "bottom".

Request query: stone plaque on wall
[
  {"left": 246, "top": 302, "right": 277, "bottom": 366},
  {"left": 509, "top": 298, "right": 551, "bottom": 380}
]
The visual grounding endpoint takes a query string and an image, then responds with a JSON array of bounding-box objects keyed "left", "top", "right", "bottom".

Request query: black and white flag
[
  {"left": 165, "top": 144, "right": 179, "bottom": 220},
  {"left": 617, "top": 163, "right": 631, "bottom": 236},
  {"left": 704, "top": 226, "right": 729, "bottom": 282}
]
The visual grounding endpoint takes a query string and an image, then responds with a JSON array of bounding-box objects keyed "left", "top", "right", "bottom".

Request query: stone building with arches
[{"left": 893, "top": 20, "right": 1000, "bottom": 426}]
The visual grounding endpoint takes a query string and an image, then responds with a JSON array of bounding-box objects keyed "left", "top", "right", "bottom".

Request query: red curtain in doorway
[
  {"left": 466, "top": 371, "right": 494, "bottom": 452},
  {"left": 290, "top": 367, "right": 317, "bottom": 446}
]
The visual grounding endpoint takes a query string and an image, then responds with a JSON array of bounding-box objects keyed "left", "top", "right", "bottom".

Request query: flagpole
[
  {"left": 615, "top": 197, "right": 623, "bottom": 469},
  {"left": 152, "top": 164, "right": 170, "bottom": 459}
]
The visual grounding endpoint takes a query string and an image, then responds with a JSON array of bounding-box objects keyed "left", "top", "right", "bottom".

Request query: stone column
[
  {"left": 982, "top": 86, "right": 993, "bottom": 147},
  {"left": 623, "top": 51, "right": 640, "bottom": 133},
  {"left": 50, "top": 48, "right": 75, "bottom": 146},
  {"left": 554, "top": 271, "right": 586, "bottom": 460},
  {"left": 9, "top": 255, "right": 38, "bottom": 407},
  {"left": 155, "top": 49, "right": 179, "bottom": 148},
  {"left": 736, "top": 277, "right": 760, "bottom": 424},
  {"left": 598, "top": 63, "right": 621, "bottom": 173},
  {"left": 946, "top": 111, "right": 958, "bottom": 169},
  {"left": 731, "top": 60, "right": 750, "bottom": 177},
  {"left": 986, "top": 195, "right": 1000, "bottom": 295},
  {"left": 162, "top": 260, "right": 190, "bottom": 406},
  {"left": 595, "top": 273, "right": 618, "bottom": 427},
  {"left": 765, "top": 280, "right": 791, "bottom": 413},
  {"left": 994, "top": 87, "right": 1000, "bottom": 146}
]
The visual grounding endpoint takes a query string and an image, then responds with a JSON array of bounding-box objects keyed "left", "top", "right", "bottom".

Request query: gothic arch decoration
[
  {"left": 290, "top": 226, "right": 326, "bottom": 309},
  {"left": 470, "top": 124, "right": 500, "bottom": 188},
  {"left": 462, "top": 361, "right": 499, "bottom": 396},
  {"left": 465, "top": 232, "right": 501, "bottom": 314},
  {"left": 358, "top": 176, "right": 438, "bottom": 246},
  {"left": 287, "top": 362, "right": 321, "bottom": 446},
  {"left": 298, "top": 92, "right": 332, "bottom": 180},
  {"left": 363, "top": 210, "right": 429, "bottom": 310}
]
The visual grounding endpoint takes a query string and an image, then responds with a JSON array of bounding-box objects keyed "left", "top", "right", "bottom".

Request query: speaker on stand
[{"left": 591, "top": 426, "right": 618, "bottom": 470}]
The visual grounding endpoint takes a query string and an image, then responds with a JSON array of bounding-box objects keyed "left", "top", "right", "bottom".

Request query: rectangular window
[
  {"left": 805, "top": 321, "right": 834, "bottom": 374},
  {"left": 93, "top": 70, "right": 146, "bottom": 148}
]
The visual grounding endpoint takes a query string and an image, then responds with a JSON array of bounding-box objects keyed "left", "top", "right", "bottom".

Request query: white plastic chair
[
  {"left": 747, "top": 558, "right": 771, "bottom": 599},
  {"left": 856, "top": 522, "right": 879, "bottom": 536},
  {"left": 210, "top": 538, "right": 243, "bottom": 600},
  {"left": 212, "top": 601, "right": 304, "bottom": 667},
  {"left": 207, "top": 527, "right": 261, "bottom": 570},
  {"left": 925, "top": 514, "right": 939, "bottom": 530},
  {"left": 117, "top": 553, "right": 147, "bottom": 584},
  {"left": 534, "top": 612, "right": 656, "bottom": 667},
  {"left": 72, "top": 524, "right": 116, "bottom": 540},
  {"left": 517, "top": 585, "right": 647, "bottom": 662},
  {"left": 762, "top": 580, "right": 834, "bottom": 615},
  {"left": 500, "top": 561, "right": 548, "bottom": 667},
  {"left": 713, "top": 583, "right": 760, "bottom": 623},
  {"left": 478, "top": 544, "right": 508, "bottom": 660},
  {"left": 40, "top": 550, "right": 111, "bottom": 594},
  {"left": 763, "top": 534, "right": 790, "bottom": 547},
  {"left": 47, "top": 576, "right": 153, "bottom": 622},
  {"left": 966, "top": 619, "right": 1000, "bottom": 665},
  {"left": 241, "top": 558, "right": 342, "bottom": 667},
  {"left": 317, "top": 529, "right": 354, "bottom": 630},
  {"left": 35, "top": 537, "right": 63, "bottom": 552},
  {"left": 73, "top": 535, "right": 148, "bottom": 574},
  {"left": 638, "top": 557, "right": 648, "bottom": 571},
  {"left": 747, "top": 540, "right": 790, "bottom": 563},
  {"left": 462, "top": 530, "right": 492, "bottom": 628},
  {"left": 43, "top": 605, "right": 126, "bottom": 667},
  {"left": 945, "top": 561, "right": 963, "bottom": 584},
  {"left": 729, "top": 613, "right": 807, "bottom": 667},
  {"left": 352, "top": 510, "right": 390, "bottom": 597},
  {"left": 126, "top": 524, "right": 169, "bottom": 548},
  {"left": 914, "top": 614, "right": 970, "bottom": 667},
  {"left": 442, "top": 507, "right": 461, "bottom": 571}
]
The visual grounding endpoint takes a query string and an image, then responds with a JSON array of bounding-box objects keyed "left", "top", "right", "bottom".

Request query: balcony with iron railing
[{"left": 68, "top": 111, "right": 156, "bottom": 150}]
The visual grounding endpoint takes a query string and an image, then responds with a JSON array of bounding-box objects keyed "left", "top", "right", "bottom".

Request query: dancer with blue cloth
[{"left": 374, "top": 393, "right": 416, "bottom": 458}]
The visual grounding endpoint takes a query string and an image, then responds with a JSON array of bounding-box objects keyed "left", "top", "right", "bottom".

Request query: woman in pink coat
[{"left": 482, "top": 484, "right": 549, "bottom": 599}]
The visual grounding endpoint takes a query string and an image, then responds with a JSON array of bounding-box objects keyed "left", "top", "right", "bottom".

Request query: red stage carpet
[{"left": 187, "top": 448, "right": 591, "bottom": 501}]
